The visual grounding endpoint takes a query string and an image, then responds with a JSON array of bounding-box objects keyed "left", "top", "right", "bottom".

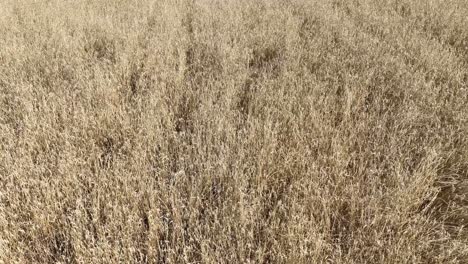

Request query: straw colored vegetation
[{"left": 1, "top": 0, "right": 468, "bottom": 263}]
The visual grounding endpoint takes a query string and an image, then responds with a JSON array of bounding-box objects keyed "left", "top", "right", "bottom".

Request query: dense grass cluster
[{"left": 1, "top": 0, "right": 468, "bottom": 263}]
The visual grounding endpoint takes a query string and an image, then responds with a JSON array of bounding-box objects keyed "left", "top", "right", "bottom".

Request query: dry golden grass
[{"left": 1, "top": 0, "right": 468, "bottom": 263}]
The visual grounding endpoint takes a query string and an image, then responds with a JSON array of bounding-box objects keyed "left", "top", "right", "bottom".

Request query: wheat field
[{"left": 1, "top": 0, "right": 468, "bottom": 263}]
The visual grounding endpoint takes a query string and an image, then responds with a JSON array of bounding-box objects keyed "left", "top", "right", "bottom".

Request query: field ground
[{"left": 1, "top": 0, "right": 468, "bottom": 263}]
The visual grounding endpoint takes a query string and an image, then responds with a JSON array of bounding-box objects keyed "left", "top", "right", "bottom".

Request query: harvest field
[{"left": 1, "top": 0, "right": 468, "bottom": 263}]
